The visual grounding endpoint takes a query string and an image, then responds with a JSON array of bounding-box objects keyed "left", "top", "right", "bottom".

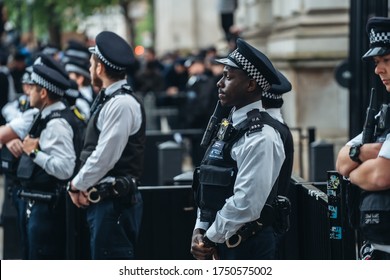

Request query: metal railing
[{"left": 134, "top": 170, "right": 359, "bottom": 260}]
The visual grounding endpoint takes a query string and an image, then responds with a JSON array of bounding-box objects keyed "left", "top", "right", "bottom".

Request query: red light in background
[{"left": 134, "top": 45, "right": 145, "bottom": 56}]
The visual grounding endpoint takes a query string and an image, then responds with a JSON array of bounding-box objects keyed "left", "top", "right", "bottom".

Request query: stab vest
[
  {"left": 359, "top": 103, "right": 390, "bottom": 244},
  {"left": 1, "top": 97, "right": 32, "bottom": 177},
  {"left": 79, "top": 85, "right": 146, "bottom": 180},
  {"left": 194, "top": 109, "right": 294, "bottom": 223},
  {"left": 16, "top": 107, "right": 84, "bottom": 191}
]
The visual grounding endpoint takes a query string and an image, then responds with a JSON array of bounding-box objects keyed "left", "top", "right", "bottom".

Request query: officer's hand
[
  {"left": 190, "top": 229, "right": 216, "bottom": 260},
  {"left": 6, "top": 138, "right": 24, "bottom": 158},
  {"left": 22, "top": 135, "right": 39, "bottom": 155},
  {"left": 79, "top": 190, "right": 90, "bottom": 207},
  {"left": 68, "top": 182, "right": 89, "bottom": 208}
]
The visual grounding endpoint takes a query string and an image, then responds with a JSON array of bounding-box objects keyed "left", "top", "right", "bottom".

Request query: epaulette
[{"left": 246, "top": 109, "right": 264, "bottom": 136}]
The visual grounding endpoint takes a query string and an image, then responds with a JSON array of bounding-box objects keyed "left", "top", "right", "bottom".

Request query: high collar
[
  {"left": 103, "top": 79, "right": 127, "bottom": 96},
  {"left": 41, "top": 101, "right": 66, "bottom": 118},
  {"left": 232, "top": 100, "right": 266, "bottom": 126}
]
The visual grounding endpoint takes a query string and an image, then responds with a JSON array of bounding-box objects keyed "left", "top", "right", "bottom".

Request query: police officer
[
  {"left": 336, "top": 17, "right": 390, "bottom": 260},
  {"left": 1, "top": 66, "right": 34, "bottom": 122},
  {"left": 262, "top": 70, "right": 294, "bottom": 197},
  {"left": 262, "top": 71, "right": 294, "bottom": 259},
  {"left": 67, "top": 31, "right": 146, "bottom": 260},
  {"left": 0, "top": 66, "right": 38, "bottom": 259},
  {"left": 16, "top": 64, "right": 80, "bottom": 259},
  {"left": 190, "top": 38, "right": 287, "bottom": 260},
  {"left": 64, "top": 58, "right": 94, "bottom": 121},
  {"left": 262, "top": 71, "right": 291, "bottom": 122}
]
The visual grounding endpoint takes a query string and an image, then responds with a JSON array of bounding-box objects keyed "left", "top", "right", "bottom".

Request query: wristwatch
[
  {"left": 29, "top": 148, "right": 39, "bottom": 159},
  {"left": 349, "top": 144, "right": 363, "bottom": 163}
]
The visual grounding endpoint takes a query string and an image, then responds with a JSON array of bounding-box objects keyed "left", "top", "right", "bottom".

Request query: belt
[
  {"left": 225, "top": 219, "right": 265, "bottom": 248},
  {"left": 225, "top": 204, "right": 276, "bottom": 248},
  {"left": 87, "top": 176, "right": 138, "bottom": 203},
  {"left": 18, "top": 189, "right": 57, "bottom": 203}
]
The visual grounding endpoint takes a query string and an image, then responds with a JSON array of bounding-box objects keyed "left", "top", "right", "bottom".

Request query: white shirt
[
  {"left": 2, "top": 99, "right": 21, "bottom": 122},
  {"left": 7, "top": 107, "right": 39, "bottom": 139},
  {"left": 75, "top": 97, "right": 91, "bottom": 121},
  {"left": 79, "top": 86, "right": 94, "bottom": 104},
  {"left": 195, "top": 100, "right": 286, "bottom": 243},
  {"left": 72, "top": 80, "right": 142, "bottom": 191},
  {"left": 33, "top": 102, "right": 76, "bottom": 180}
]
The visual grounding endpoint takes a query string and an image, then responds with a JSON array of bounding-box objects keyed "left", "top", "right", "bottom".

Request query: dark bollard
[
  {"left": 158, "top": 141, "right": 183, "bottom": 185},
  {"left": 310, "top": 140, "right": 334, "bottom": 183}
]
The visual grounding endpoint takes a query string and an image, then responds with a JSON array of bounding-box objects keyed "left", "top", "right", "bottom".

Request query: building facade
[{"left": 154, "top": 0, "right": 350, "bottom": 177}]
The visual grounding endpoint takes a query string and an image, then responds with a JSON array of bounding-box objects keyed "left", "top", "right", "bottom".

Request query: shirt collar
[
  {"left": 41, "top": 101, "right": 66, "bottom": 118},
  {"left": 104, "top": 79, "right": 127, "bottom": 96},
  {"left": 232, "top": 100, "right": 266, "bottom": 126}
]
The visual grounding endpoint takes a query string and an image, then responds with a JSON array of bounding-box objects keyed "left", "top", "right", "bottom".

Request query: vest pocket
[
  {"left": 1, "top": 146, "right": 19, "bottom": 174},
  {"left": 198, "top": 164, "right": 236, "bottom": 211},
  {"left": 17, "top": 154, "right": 36, "bottom": 180}
]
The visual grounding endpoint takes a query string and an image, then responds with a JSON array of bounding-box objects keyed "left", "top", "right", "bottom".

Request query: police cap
[
  {"left": 31, "top": 64, "right": 70, "bottom": 96},
  {"left": 89, "top": 31, "right": 135, "bottom": 71},
  {"left": 215, "top": 38, "right": 281, "bottom": 92},
  {"left": 262, "top": 70, "right": 291, "bottom": 108},
  {"left": 63, "top": 40, "right": 90, "bottom": 62},
  {"left": 65, "top": 58, "right": 91, "bottom": 80},
  {"left": 34, "top": 54, "right": 69, "bottom": 81},
  {"left": 263, "top": 70, "right": 291, "bottom": 99},
  {"left": 362, "top": 17, "right": 390, "bottom": 60},
  {"left": 65, "top": 79, "right": 80, "bottom": 99},
  {"left": 21, "top": 66, "right": 33, "bottom": 85}
]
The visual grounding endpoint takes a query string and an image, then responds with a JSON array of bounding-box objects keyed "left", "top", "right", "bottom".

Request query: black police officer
[{"left": 191, "top": 38, "right": 288, "bottom": 260}]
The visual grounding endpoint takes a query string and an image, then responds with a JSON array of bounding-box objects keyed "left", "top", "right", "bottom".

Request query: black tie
[{"left": 90, "top": 88, "right": 106, "bottom": 115}]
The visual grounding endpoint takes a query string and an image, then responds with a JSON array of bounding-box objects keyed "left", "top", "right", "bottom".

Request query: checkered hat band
[
  {"left": 262, "top": 91, "right": 282, "bottom": 99},
  {"left": 370, "top": 29, "right": 390, "bottom": 44},
  {"left": 65, "top": 49, "right": 90, "bottom": 60},
  {"left": 22, "top": 72, "right": 32, "bottom": 84},
  {"left": 94, "top": 45, "right": 126, "bottom": 71},
  {"left": 31, "top": 72, "right": 64, "bottom": 96},
  {"left": 229, "top": 49, "right": 271, "bottom": 91}
]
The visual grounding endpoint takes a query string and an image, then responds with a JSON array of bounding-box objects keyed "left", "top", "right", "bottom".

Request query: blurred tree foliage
[{"left": 2, "top": 0, "right": 143, "bottom": 47}]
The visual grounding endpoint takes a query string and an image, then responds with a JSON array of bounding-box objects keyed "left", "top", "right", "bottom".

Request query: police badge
[{"left": 217, "top": 119, "right": 235, "bottom": 141}]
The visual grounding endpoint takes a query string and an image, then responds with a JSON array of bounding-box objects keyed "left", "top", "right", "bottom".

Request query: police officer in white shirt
[
  {"left": 191, "top": 39, "right": 288, "bottom": 260},
  {"left": 68, "top": 31, "right": 146, "bottom": 260}
]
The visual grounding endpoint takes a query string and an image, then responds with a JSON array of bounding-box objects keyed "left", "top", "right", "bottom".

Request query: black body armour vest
[
  {"left": 194, "top": 109, "right": 294, "bottom": 223},
  {"left": 359, "top": 103, "right": 390, "bottom": 244},
  {"left": 16, "top": 107, "right": 84, "bottom": 191},
  {"left": 0, "top": 98, "right": 32, "bottom": 177},
  {"left": 79, "top": 86, "right": 146, "bottom": 180}
]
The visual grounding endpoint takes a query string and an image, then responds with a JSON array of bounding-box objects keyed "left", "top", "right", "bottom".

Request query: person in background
[{"left": 0, "top": 47, "right": 16, "bottom": 126}]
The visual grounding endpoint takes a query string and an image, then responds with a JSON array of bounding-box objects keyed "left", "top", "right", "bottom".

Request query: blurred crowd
[{"left": 0, "top": 37, "right": 240, "bottom": 166}]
